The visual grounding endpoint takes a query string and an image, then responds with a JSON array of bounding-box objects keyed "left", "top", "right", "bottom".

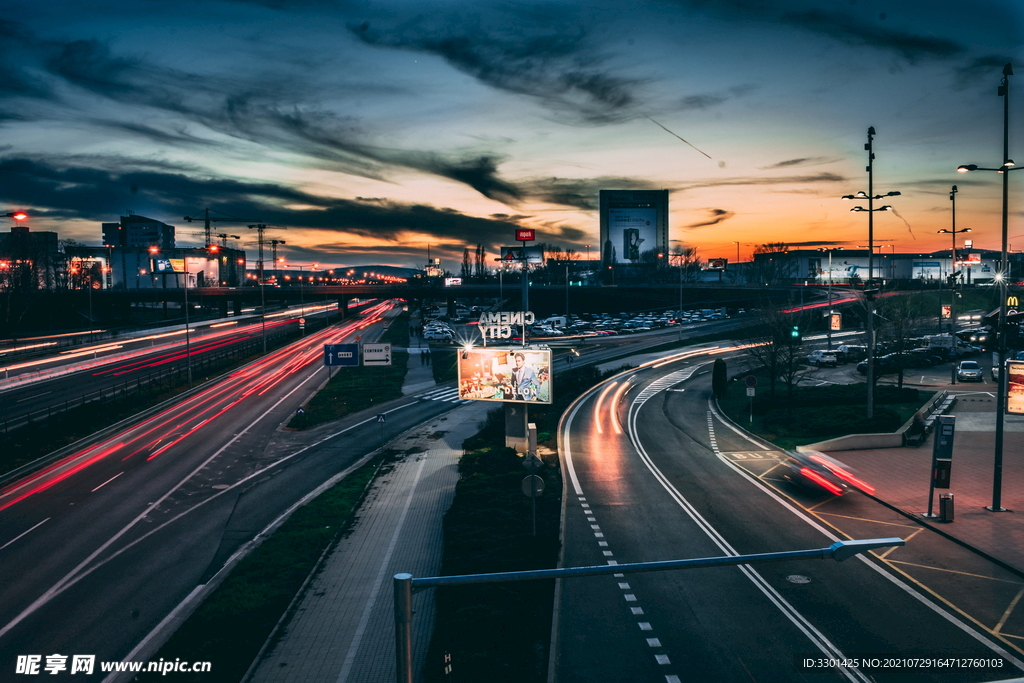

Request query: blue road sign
[
  {"left": 324, "top": 343, "right": 359, "bottom": 367},
  {"left": 376, "top": 414, "right": 386, "bottom": 423}
]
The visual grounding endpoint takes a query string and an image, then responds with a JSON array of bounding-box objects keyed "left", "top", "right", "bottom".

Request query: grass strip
[
  {"left": 422, "top": 365, "right": 612, "bottom": 683},
  {"left": 135, "top": 450, "right": 391, "bottom": 682},
  {"left": 286, "top": 312, "right": 410, "bottom": 430},
  {"left": 717, "top": 368, "right": 930, "bottom": 450}
]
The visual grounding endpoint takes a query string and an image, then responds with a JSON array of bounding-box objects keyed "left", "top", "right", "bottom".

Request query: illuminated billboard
[
  {"left": 1008, "top": 361, "right": 1024, "bottom": 415},
  {"left": 599, "top": 190, "right": 668, "bottom": 265},
  {"left": 457, "top": 347, "right": 552, "bottom": 404},
  {"left": 499, "top": 246, "right": 544, "bottom": 264}
]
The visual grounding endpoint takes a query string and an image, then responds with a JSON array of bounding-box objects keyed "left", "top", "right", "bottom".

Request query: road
[
  {"left": 0, "top": 302, "right": 464, "bottom": 671},
  {"left": 0, "top": 304, "right": 342, "bottom": 432},
  {"left": 555, "top": 346, "right": 1023, "bottom": 682}
]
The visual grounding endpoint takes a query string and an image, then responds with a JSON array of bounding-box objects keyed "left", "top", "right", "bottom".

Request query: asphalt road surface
[
  {"left": 0, "top": 302, "right": 464, "bottom": 673},
  {"left": 555, "top": 346, "right": 1023, "bottom": 682}
]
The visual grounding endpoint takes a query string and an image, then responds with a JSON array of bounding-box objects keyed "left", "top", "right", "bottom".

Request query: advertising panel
[
  {"left": 457, "top": 347, "right": 552, "bottom": 404},
  {"left": 610, "top": 207, "right": 657, "bottom": 261},
  {"left": 499, "top": 246, "right": 544, "bottom": 264},
  {"left": 1008, "top": 361, "right": 1024, "bottom": 415},
  {"left": 707, "top": 258, "right": 728, "bottom": 271},
  {"left": 444, "top": 277, "right": 463, "bottom": 287},
  {"left": 515, "top": 228, "right": 536, "bottom": 242}
]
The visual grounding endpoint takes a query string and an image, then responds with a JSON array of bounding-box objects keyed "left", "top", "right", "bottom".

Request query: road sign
[
  {"left": 746, "top": 387, "right": 755, "bottom": 397},
  {"left": 376, "top": 414, "right": 386, "bottom": 423},
  {"left": 522, "top": 453, "right": 544, "bottom": 473},
  {"left": 324, "top": 343, "right": 359, "bottom": 367},
  {"left": 744, "top": 375, "right": 757, "bottom": 388},
  {"left": 363, "top": 343, "right": 392, "bottom": 366},
  {"left": 522, "top": 474, "right": 544, "bottom": 497}
]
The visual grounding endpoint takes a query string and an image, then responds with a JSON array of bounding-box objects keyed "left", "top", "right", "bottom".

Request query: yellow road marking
[
  {"left": 886, "top": 559, "right": 1024, "bottom": 585},
  {"left": 876, "top": 528, "right": 926, "bottom": 560},
  {"left": 995, "top": 587, "right": 1024, "bottom": 635},
  {"left": 815, "top": 511, "right": 920, "bottom": 529}
]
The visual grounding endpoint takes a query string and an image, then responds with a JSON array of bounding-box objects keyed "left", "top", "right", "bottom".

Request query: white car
[{"left": 807, "top": 350, "right": 838, "bottom": 367}]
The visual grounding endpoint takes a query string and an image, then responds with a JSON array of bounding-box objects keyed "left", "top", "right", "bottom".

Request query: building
[
  {"left": 102, "top": 213, "right": 175, "bottom": 250},
  {"left": 748, "top": 248, "right": 1011, "bottom": 286},
  {"left": 0, "top": 225, "right": 61, "bottom": 291}
]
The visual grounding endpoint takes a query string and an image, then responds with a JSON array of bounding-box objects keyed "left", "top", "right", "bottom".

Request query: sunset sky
[{"left": 1, "top": 0, "right": 1022, "bottom": 270}]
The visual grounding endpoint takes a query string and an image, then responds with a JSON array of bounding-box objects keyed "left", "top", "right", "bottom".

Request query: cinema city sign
[{"left": 479, "top": 311, "right": 535, "bottom": 339}]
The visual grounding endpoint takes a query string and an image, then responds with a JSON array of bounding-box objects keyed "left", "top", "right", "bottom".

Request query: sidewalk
[
  {"left": 401, "top": 313, "right": 437, "bottom": 396},
  {"left": 247, "top": 400, "right": 490, "bottom": 683},
  {"left": 827, "top": 395, "right": 1024, "bottom": 574}
]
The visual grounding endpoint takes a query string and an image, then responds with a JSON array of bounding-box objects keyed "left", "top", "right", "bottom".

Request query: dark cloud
[
  {"left": 677, "top": 172, "right": 846, "bottom": 191},
  {"left": 349, "top": 16, "right": 644, "bottom": 123},
  {"left": 952, "top": 55, "right": 1015, "bottom": 89},
  {"left": 760, "top": 157, "right": 837, "bottom": 169},
  {"left": 523, "top": 176, "right": 657, "bottom": 211},
  {"left": 687, "top": 208, "right": 735, "bottom": 228},
  {"left": 0, "top": 156, "right": 586, "bottom": 254},
  {"left": 781, "top": 9, "right": 964, "bottom": 62}
]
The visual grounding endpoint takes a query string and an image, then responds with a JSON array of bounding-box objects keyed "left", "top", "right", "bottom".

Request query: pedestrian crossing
[
  {"left": 633, "top": 366, "right": 700, "bottom": 405},
  {"left": 415, "top": 387, "right": 471, "bottom": 403}
]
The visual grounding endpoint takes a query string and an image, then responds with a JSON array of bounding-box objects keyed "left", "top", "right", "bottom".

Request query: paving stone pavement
[{"left": 248, "top": 401, "right": 492, "bottom": 683}]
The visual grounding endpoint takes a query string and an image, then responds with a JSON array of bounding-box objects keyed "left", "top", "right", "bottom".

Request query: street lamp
[
  {"left": 938, "top": 185, "right": 972, "bottom": 355},
  {"left": 955, "top": 61, "right": 1018, "bottom": 512},
  {"left": 842, "top": 126, "right": 901, "bottom": 420},
  {"left": 818, "top": 247, "right": 843, "bottom": 350}
]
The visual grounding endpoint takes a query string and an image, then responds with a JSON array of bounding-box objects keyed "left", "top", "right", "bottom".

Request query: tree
[
  {"left": 874, "top": 291, "right": 930, "bottom": 390},
  {"left": 743, "top": 304, "right": 808, "bottom": 402},
  {"left": 750, "top": 242, "right": 795, "bottom": 286},
  {"left": 460, "top": 247, "right": 472, "bottom": 279},
  {"left": 712, "top": 358, "right": 728, "bottom": 399}
]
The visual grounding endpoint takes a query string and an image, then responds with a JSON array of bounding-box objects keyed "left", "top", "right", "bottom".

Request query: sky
[{"left": 1, "top": 0, "right": 1023, "bottom": 271}]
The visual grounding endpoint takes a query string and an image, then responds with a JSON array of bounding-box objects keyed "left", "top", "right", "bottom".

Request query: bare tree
[
  {"left": 750, "top": 242, "right": 795, "bottom": 286},
  {"left": 874, "top": 292, "right": 931, "bottom": 389}
]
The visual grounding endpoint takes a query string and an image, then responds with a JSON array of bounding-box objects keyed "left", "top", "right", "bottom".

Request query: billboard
[
  {"left": 599, "top": 190, "right": 668, "bottom": 265},
  {"left": 457, "top": 347, "right": 552, "bottom": 404},
  {"left": 499, "top": 246, "right": 544, "bottom": 264},
  {"left": 1008, "top": 361, "right": 1024, "bottom": 415},
  {"left": 913, "top": 261, "right": 942, "bottom": 279},
  {"left": 707, "top": 258, "right": 728, "bottom": 271}
]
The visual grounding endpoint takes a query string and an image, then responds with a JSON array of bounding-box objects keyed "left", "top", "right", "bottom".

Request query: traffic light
[{"left": 790, "top": 325, "right": 802, "bottom": 344}]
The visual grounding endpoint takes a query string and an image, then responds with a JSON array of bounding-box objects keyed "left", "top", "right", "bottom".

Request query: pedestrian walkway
[
  {"left": 248, "top": 401, "right": 492, "bottom": 683},
  {"left": 401, "top": 312, "right": 436, "bottom": 396},
  {"left": 822, "top": 396, "right": 1024, "bottom": 573}
]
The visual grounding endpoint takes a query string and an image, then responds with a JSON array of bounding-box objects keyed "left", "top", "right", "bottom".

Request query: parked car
[
  {"left": 778, "top": 450, "right": 875, "bottom": 496},
  {"left": 807, "top": 350, "right": 838, "bottom": 367},
  {"left": 957, "top": 360, "right": 984, "bottom": 382},
  {"left": 835, "top": 345, "right": 867, "bottom": 363}
]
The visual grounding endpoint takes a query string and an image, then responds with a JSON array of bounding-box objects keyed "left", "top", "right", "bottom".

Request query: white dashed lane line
[{"left": 578, "top": 496, "right": 680, "bottom": 677}]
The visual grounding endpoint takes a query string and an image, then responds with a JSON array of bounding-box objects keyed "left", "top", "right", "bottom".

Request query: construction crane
[
  {"left": 183, "top": 208, "right": 257, "bottom": 250},
  {"left": 246, "top": 224, "right": 287, "bottom": 284},
  {"left": 270, "top": 239, "right": 286, "bottom": 281}
]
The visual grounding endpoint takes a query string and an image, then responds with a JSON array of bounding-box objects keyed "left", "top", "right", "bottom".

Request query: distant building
[
  {"left": 102, "top": 213, "right": 176, "bottom": 250},
  {"left": 0, "top": 225, "right": 61, "bottom": 290}
]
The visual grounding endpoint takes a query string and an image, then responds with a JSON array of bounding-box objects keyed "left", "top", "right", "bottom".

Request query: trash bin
[{"left": 939, "top": 493, "right": 954, "bottom": 522}]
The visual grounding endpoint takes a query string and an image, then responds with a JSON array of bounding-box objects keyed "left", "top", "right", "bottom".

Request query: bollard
[{"left": 939, "top": 493, "right": 954, "bottom": 522}]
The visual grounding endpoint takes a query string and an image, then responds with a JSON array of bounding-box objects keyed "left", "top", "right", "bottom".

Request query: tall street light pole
[
  {"left": 842, "top": 127, "right": 901, "bottom": 420},
  {"left": 818, "top": 247, "right": 843, "bottom": 350},
  {"left": 957, "top": 62, "right": 1016, "bottom": 513},
  {"left": 937, "top": 186, "right": 971, "bottom": 382}
]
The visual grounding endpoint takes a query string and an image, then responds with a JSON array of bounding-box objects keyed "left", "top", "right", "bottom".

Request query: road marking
[
  {"left": 639, "top": 622, "right": 652, "bottom": 630},
  {"left": 996, "top": 587, "right": 1024, "bottom": 635},
  {"left": 885, "top": 559, "right": 1024, "bottom": 583},
  {"left": 0, "top": 517, "right": 50, "bottom": 550},
  {"left": 706, "top": 399, "right": 1024, "bottom": 670},
  {"left": 17, "top": 391, "right": 50, "bottom": 402},
  {"left": 91, "top": 472, "right": 124, "bottom": 492},
  {"left": 647, "top": 638, "right": 661, "bottom": 647}
]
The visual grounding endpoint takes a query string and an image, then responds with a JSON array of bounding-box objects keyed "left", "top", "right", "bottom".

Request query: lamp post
[
  {"left": 938, "top": 187, "right": 972, "bottom": 365},
  {"left": 956, "top": 62, "right": 1017, "bottom": 513},
  {"left": 842, "top": 127, "right": 901, "bottom": 420},
  {"left": 818, "top": 248, "right": 843, "bottom": 350},
  {"left": 182, "top": 266, "right": 193, "bottom": 389}
]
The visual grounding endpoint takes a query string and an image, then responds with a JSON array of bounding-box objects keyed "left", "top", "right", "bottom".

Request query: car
[
  {"left": 907, "top": 348, "right": 944, "bottom": 366},
  {"left": 856, "top": 355, "right": 898, "bottom": 375},
  {"left": 807, "top": 350, "right": 838, "bottom": 367},
  {"left": 836, "top": 344, "right": 867, "bottom": 362},
  {"left": 777, "top": 449, "right": 875, "bottom": 496},
  {"left": 957, "top": 360, "right": 984, "bottom": 381}
]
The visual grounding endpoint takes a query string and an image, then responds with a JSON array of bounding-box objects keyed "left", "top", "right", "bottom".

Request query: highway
[
  {"left": 0, "top": 302, "right": 463, "bottom": 668},
  {"left": 0, "top": 304, "right": 342, "bottom": 432},
  {"left": 554, "top": 346, "right": 1023, "bottom": 682}
]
